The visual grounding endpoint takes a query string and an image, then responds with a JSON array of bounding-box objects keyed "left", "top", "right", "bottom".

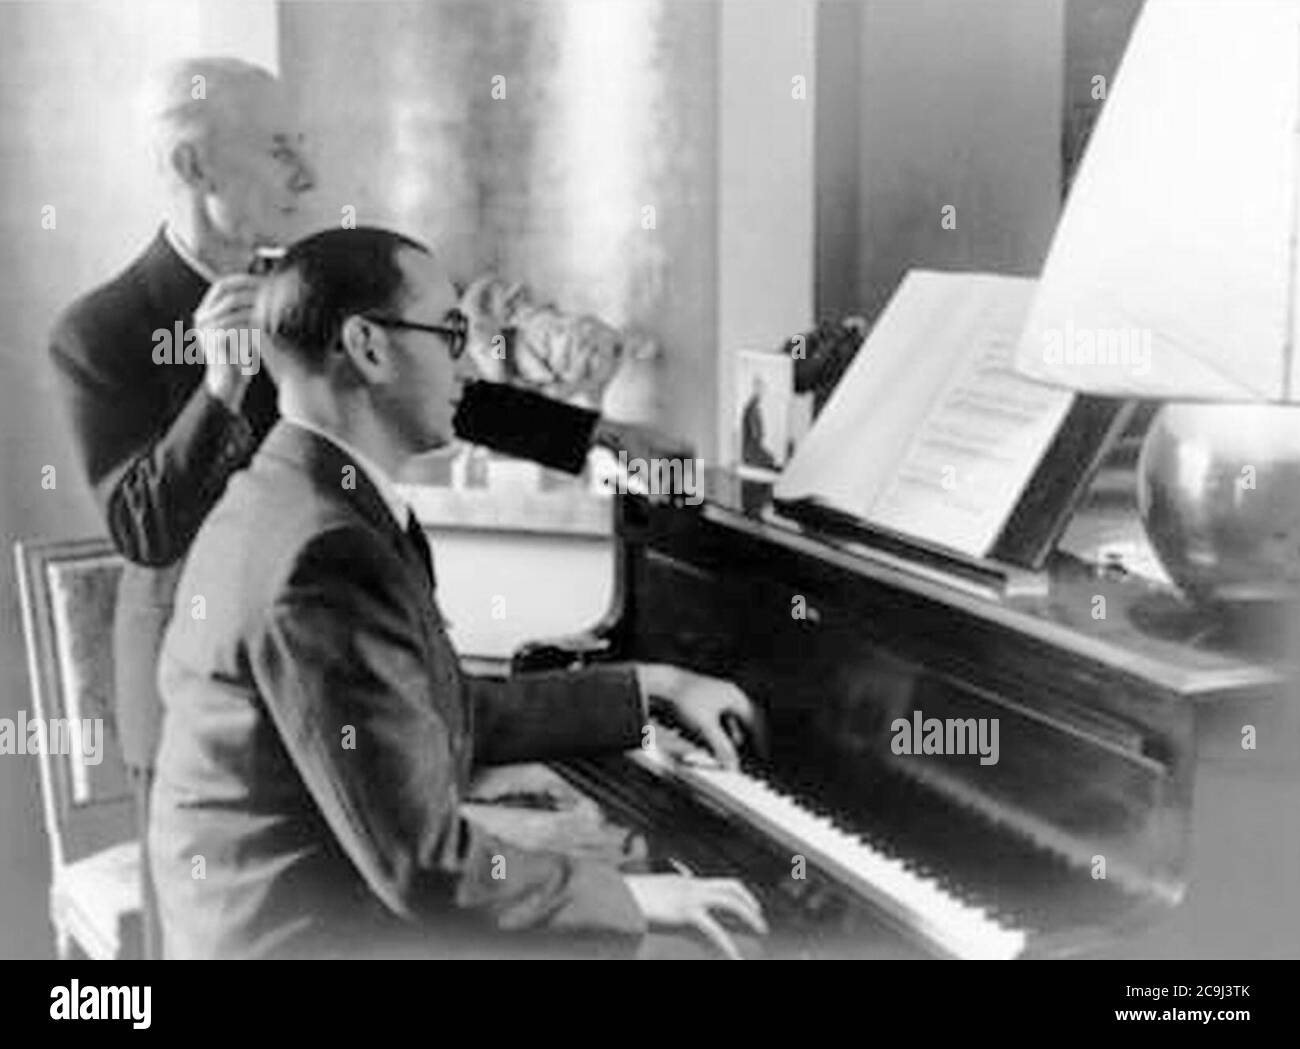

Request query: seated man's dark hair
[{"left": 256, "top": 226, "right": 430, "bottom": 371}]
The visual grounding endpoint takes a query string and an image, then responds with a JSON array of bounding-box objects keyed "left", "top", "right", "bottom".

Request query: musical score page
[{"left": 776, "top": 271, "right": 1074, "bottom": 559}]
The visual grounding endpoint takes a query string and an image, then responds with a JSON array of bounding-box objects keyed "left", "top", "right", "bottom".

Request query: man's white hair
[{"left": 138, "top": 57, "right": 277, "bottom": 177}]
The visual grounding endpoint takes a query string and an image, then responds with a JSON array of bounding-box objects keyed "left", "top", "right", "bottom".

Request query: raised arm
[{"left": 48, "top": 277, "right": 265, "bottom": 566}]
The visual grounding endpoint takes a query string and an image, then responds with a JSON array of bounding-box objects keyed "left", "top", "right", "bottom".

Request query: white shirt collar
[
  {"left": 163, "top": 223, "right": 219, "bottom": 284},
  {"left": 279, "top": 412, "right": 412, "bottom": 528}
]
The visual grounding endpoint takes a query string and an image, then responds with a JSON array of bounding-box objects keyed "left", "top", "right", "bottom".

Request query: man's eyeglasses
[{"left": 362, "top": 309, "right": 469, "bottom": 360}]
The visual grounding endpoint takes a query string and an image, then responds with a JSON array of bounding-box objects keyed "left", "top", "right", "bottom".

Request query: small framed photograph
[{"left": 736, "top": 350, "right": 794, "bottom": 479}]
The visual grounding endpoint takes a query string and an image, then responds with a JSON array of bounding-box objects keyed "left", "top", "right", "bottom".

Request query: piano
[{"left": 513, "top": 471, "right": 1300, "bottom": 960}]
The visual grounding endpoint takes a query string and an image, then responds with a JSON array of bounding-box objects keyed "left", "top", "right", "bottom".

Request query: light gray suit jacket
[{"left": 150, "top": 421, "right": 647, "bottom": 958}]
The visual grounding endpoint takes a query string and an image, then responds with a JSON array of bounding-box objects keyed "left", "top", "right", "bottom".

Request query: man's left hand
[{"left": 634, "top": 664, "right": 765, "bottom": 769}]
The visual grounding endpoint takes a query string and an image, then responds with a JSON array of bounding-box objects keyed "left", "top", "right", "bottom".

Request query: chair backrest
[{"left": 14, "top": 538, "right": 133, "bottom": 870}]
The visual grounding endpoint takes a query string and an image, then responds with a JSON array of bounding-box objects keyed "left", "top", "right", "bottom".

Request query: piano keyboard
[{"left": 630, "top": 723, "right": 1028, "bottom": 960}]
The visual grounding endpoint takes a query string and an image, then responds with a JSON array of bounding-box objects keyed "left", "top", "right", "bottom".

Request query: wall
[
  {"left": 1063, "top": 0, "right": 1145, "bottom": 194},
  {"left": 814, "top": 0, "right": 863, "bottom": 322},
  {"left": 0, "top": 0, "right": 276, "bottom": 958},
  {"left": 279, "top": 0, "right": 723, "bottom": 457},
  {"left": 815, "top": 0, "right": 1065, "bottom": 323},
  {"left": 714, "top": 0, "right": 816, "bottom": 468}
]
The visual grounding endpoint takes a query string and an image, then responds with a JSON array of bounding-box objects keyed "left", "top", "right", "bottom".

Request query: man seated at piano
[{"left": 147, "top": 225, "right": 768, "bottom": 960}]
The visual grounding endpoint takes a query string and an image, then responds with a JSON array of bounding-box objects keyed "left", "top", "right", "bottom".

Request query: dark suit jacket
[
  {"left": 149, "top": 422, "right": 648, "bottom": 958},
  {"left": 48, "top": 230, "right": 278, "bottom": 769},
  {"left": 48, "top": 231, "right": 598, "bottom": 772}
]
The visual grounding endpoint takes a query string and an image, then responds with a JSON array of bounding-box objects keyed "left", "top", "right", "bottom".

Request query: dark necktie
[{"left": 405, "top": 510, "right": 435, "bottom": 585}]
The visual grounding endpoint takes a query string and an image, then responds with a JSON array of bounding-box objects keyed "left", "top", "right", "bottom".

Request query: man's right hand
[
  {"left": 197, "top": 274, "right": 264, "bottom": 410},
  {"left": 624, "top": 873, "right": 767, "bottom": 959}
]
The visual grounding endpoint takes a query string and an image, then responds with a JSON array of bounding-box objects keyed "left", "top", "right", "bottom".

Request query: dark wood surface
[
  {"left": 710, "top": 470, "right": 1287, "bottom": 696},
  {"left": 529, "top": 480, "right": 1299, "bottom": 958}
]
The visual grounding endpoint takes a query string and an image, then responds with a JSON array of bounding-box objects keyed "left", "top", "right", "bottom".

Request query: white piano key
[{"left": 629, "top": 727, "right": 1026, "bottom": 960}]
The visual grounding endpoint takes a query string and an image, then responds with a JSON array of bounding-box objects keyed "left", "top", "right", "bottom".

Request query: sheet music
[
  {"left": 869, "top": 282, "right": 1073, "bottom": 555},
  {"left": 777, "top": 270, "right": 1074, "bottom": 559}
]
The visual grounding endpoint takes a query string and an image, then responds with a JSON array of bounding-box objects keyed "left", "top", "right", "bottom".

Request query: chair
[{"left": 14, "top": 538, "right": 139, "bottom": 959}]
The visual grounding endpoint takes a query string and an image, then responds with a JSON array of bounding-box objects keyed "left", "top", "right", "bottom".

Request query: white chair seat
[{"left": 51, "top": 841, "right": 141, "bottom": 960}]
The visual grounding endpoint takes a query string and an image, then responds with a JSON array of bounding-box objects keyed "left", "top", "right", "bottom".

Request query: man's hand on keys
[
  {"left": 635, "top": 663, "right": 767, "bottom": 769},
  {"left": 623, "top": 873, "right": 767, "bottom": 960}
]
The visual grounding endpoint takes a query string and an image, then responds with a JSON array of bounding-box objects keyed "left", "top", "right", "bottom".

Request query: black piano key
[{"left": 759, "top": 757, "right": 1135, "bottom": 933}]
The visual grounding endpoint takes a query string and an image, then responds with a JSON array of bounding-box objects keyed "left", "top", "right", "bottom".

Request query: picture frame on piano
[{"left": 736, "top": 349, "right": 794, "bottom": 481}]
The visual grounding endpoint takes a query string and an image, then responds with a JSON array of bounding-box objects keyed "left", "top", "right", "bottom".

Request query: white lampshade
[{"left": 1015, "top": 0, "right": 1300, "bottom": 401}]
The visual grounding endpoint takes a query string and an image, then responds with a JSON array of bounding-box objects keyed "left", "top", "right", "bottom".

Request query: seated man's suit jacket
[{"left": 150, "top": 421, "right": 648, "bottom": 958}]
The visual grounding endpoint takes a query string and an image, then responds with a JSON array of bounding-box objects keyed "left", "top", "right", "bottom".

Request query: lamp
[{"left": 1015, "top": 0, "right": 1300, "bottom": 604}]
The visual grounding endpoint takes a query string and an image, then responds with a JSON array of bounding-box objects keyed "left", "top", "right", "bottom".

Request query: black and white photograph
[
  {"left": 736, "top": 349, "right": 792, "bottom": 478},
  {"left": 0, "top": 0, "right": 1295, "bottom": 1023}
]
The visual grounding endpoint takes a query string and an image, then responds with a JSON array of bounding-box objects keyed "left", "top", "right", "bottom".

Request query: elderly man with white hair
[{"left": 48, "top": 57, "right": 316, "bottom": 958}]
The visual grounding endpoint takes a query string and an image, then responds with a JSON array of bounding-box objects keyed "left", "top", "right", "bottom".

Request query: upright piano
[{"left": 516, "top": 473, "right": 1300, "bottom": 959}]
